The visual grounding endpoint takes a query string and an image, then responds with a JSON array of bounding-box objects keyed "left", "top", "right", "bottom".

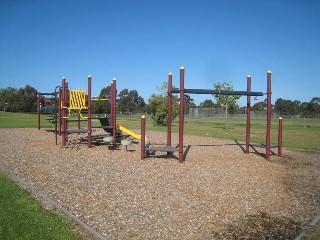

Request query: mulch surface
[{"left": 0, "top": 128, "right": 319, "bottom": 239}]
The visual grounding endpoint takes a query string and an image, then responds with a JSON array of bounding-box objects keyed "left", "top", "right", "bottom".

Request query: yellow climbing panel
[{"left": 63, "top": 89, "right": 88, "bottom": 119}]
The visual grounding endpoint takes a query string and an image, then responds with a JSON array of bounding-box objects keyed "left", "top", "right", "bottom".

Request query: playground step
[
  {"left": 66, "top": 129, "right": 88, "bottom": 134},
  {"left": 146, "top": 146, "right": 177, "bottom": 153}
]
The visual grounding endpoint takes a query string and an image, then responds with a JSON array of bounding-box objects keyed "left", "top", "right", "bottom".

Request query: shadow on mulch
[{"left": 210, "top": 211, "right": 301, "bottom": 239}]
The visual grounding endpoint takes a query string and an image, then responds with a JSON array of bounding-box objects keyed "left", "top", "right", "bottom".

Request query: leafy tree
[
  {"left": 213, "top": 82, "right": 240, "bottom": 118},
  {"left": 147, "top": 81, "right": 179, "bottom": 126},
  {"left": 92, "top": 86, "right": 111, "bottom": 114},
  {"left": 0, "top": 87, "right": 18, "bottom": 111},
  {"left": 274, "top": 98, "right": 300, "bottom": 115},
  {"left": 117, "top": 88, "right": 146, "bottom": 114},
  {"left": 199, "top": 99, "right": 221, "bottom": 108},
  {"left": 305, "top": 97, "right": 320, "bottom": 117},
  {"left": 15, "top": 85, "right": 38, "bottom": 112},
  {"left": 252, "top": 101, "right": 267, "bottom": 112},
  {"left": 184, "top": 94, "right": 196, "bottom": 114}
]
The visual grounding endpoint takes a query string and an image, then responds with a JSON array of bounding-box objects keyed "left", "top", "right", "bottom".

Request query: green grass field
[{"left": 1, "top": 111, "right": 319, "bottom": 151}]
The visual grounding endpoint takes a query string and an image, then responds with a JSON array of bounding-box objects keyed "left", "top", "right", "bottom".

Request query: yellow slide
[{"left": 116, "top": 124, "right": 147, "bottom": 140}]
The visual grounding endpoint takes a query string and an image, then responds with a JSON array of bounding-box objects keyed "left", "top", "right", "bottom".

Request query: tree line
[{"left": 1, "top": 84, "right": 319, "bottom": 125}]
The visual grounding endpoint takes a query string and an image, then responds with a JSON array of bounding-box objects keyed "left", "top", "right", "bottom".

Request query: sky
[{"left": 1, "top": 0, "right": 319, "bottom": 107}]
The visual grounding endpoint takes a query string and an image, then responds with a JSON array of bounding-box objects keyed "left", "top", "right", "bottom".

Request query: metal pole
[
  {"left": 110, "top": 82, "right": 114, "bottom": 128},
  {"left": 179, "top": 67, "right": 185, "bottom": 163},
  {"left": 88, "top": 75, "right": 92, "bottom": 148},
  {"left": 54, "top": 86, "right": 60, "bottom": 145},
  {"left": 278, "top": 117, "right": 283, "bottom": 157},
  {"left": 65, "top": 80, "right": 69, "bottom": 144},
  {"left": 141, "top": 115, "right": 146, "bottom": 160},
  {"left": 167, "top": 72, "right": 172, "bottom": 151},
  {"left": 266, "top": 71, "right": 272, "bottom": 160},
  {"left": 246, "top": 75, "right": 251, "bottom": 153},
  {"left": 58, "top": 88, "right": 62, "bottom": 136},
  {"left": 37, "top": 92, "right": 41, "bottom": 130},
  {"left": 61, "top": 77, "right": 66, "bottom": 146},
  {"left": 112, "top": 78, "right": 117, "bottom": 146}
]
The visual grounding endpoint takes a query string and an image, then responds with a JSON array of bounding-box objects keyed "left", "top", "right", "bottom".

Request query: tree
[
  {"left": 147, "top": 81, "right": 179, "bottom": 126},
  {"left": 274, "top": 98, "right": 300, "bottom": 115},
  {"left": 213, "top": 82, "right": 240, "bottom": 118},
  {"left": 183, "top": 94, "right": 196, "bottom": 114},
  {"left": 92, "top": 86, "right": 112, "bottom": 114},
  {"left": 117, "top": 88, "right": 146, "bottom": 114},
  {"left": 252, "top": 101, "right": 267, "bottom": 112},
  {"left": 15, "top": 85, "right": 38, "bottom": 112},
  {"left": 199, "top": 99, "right": 219, "bottom": 108},
  {"left": 0, "top": 87, "right": 18, "bottom": 111}
]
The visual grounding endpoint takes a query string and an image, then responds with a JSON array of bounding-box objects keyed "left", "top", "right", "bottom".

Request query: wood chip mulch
[{"left": 0, "top": 128, "right": 319, "bottom": 239}]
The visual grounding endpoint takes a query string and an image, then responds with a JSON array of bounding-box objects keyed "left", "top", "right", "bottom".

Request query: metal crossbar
[{"left": 171, "top": 88, "right": 264, "bottom": 96}]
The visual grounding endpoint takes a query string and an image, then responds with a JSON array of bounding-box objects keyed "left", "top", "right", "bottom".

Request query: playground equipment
[
  {"left": 37, "top": 86, "right": 61, "bottom": 144},
  {"left": 141, "top": 67, "right": 283, "bottom": 163},
  {"left": 38, "top": 76, "right": 144, "bottom": 148}
]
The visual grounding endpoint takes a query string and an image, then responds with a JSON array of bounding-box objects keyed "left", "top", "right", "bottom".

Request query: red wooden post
[
  {"left": 88, "top": 75, "right": 92, "bottom": 148},
  {"left": 179, "top": 67, "right": 185, "bottom": 163},
  {"left": 112, "top": 78, "right": 117, "bottom": 146},
  {"left": 167, "top": 72, "right": 172, "bottom": 150},
  {"left": 246, "top": 75, "right": 251, "bottom": 153},
  {"left": 278, "top": 117, "right": 283, "bottom": 157},
  {"left": 37, "top": 92, "right": 41, "bottom": 130},
  {"left": 266, "top": 70, "right": 272, "bottom": 160},
  {"left": 141, "top": 115, "right": 146, "bottom": 160}
]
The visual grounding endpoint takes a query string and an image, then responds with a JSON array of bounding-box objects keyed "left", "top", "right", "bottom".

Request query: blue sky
[{"left": 1, "top": 0, "right": 319, "bottom": 107}]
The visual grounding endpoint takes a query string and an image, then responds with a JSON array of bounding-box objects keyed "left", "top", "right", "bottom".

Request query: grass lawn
[{"left": 0, "top": 171, "right": 82, "bottom": 240}]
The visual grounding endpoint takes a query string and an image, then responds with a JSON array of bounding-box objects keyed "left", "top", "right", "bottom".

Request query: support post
[
  {"left": 58, "top": 88, "right": 62, "bottom": 136},
  {"left": 246, "top": 75, "right": 251, "bottom": 153},
  {"left": 37, "top": 92, "right": 41, "bottom": 130},
  {"left": 266, "top": 71, "right": 272, "bottom": 160},
  {"left": 141, "top": 115, "right": 146, "bottom": 160},
  {"left": 278, "top": 117, "right": 283, "bottom": 157},
  {"left": 112, "top": 78, "right": 117, "bottom": 146},
  {"left": 167, "top": 72, "right": 173, "bottom": 152},
  {"left": 110, "top": 82, "right": 114, "bottom": 127},
  {"left": 88, "top": 75, "right": 92, "bottom": 148},
  {"left": 61, "top": 77, "right": 67, "bottom": 146},
  {"left": 179, "top": 67, "right": 185, "bottom": 163}
]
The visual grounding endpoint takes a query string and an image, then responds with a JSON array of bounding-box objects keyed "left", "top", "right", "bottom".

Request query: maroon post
[
  {"left": 266, "top": 71, "right": 272, "bottom": 160},
  {"left": 178, "top": 67, "right": 185, "bottom": 163},
  {"left": 88, "top": 75, "right": 92, "bottom": 148},
  {"left": 37, "top": 92, "right": 41, "bottom": 130},
  {"left": 61, "top": 77, "right": 67, "bottom": 146},
  {"left": 167, "top": 72, "right": 173, "bottom": 150},
  {"left": 110, "top": 81, "right": 114, "bottom": 127},
  {"left": 65, "top": 80, "right": 69, "bottom": 144},
  {"left": 141, "top": 115, "right": 146, "bottom": 160},
  {"left": 245, "top": 75, "right": 251, "bottom": 153},
  {"left": 58, "top": 88, "right": 62, "bottom": 136},
  {"left": 112, "top": 78, "right": 117, "bottom": 146},
  {"left": 278, "top": 117, "right": 283, "bottom": 157}
]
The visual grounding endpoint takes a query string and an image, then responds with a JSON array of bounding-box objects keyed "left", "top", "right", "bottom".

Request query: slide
[{"left": 116, "top": 124, "right": 147, "bottom": 140}]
